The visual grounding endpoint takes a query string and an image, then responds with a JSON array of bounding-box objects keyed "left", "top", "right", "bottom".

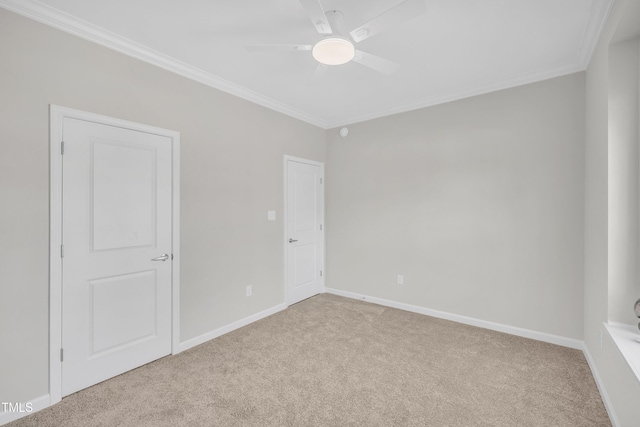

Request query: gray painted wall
[
  {"left": 0, "top": 9, "right": 325, "bottom": 404},
  {"left": 608, "top": 37, "right": 640, "bottom": 325},
  {"left": 326, "top": 73, "right": 586, "bottom": 340},
  {"left": 584, "top": 0, "right": 640, "bottom": 425},
  {"left": 2, "top": 1, "right": 640, "bottom": 424}
]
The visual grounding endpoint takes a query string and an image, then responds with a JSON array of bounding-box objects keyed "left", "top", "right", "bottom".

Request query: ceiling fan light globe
[{"left": 312, "top": 38, "right": 355, "bottom": 65}]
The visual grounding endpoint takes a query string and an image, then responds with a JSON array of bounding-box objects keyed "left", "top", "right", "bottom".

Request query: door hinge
[
  {"left": 320, "top": 224, "right": 323, "bottom": 231},
  {"left": 171, "top": 254, "right": 174, "bottom": 261},
  {"left": 320, "top": 270, "right": 323, "bottom": 277},
  {"left": 320, "top": 178, "right": 323, "bottom": 184},
  {"left": 60, "top": 244, "right": 64, "bottom": 258},
  {"left": 61, "top": 141, "right": 64, "bottom": 155},
  {"left": 60, "top": 348, "right": 63, "bottom": 362}
]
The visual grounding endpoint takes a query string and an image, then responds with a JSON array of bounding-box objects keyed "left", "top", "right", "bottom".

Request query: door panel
[
  {"left": 293, "top": 244, "right": 317, "bottom": 286},
  {"left": 286, "top": 159, "right": 324, "bottom": 305},
  {"left": 62, "top": 118, "right": 172, "bottom": 396},
  {"left": 89, "top": 270, "right": 157, "bottom": 356},
  {"left": 293, "top": 172, "right": 317, "bottom": 232},
  {"left": 92, "top": 142, "right": 156, "bottom": 251}
]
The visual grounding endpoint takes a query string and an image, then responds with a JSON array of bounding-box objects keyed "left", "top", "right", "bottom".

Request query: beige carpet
[{"left": 9, "top": 294, "right": 610, "bottom": 426}]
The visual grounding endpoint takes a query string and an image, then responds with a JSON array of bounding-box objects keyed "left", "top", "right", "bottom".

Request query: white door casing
[
  {"left": 284, "top": 156, "right": 324, "bottom": 305},
  {"left": 49, "top": 106, "right": 180, "bottom": 403}
]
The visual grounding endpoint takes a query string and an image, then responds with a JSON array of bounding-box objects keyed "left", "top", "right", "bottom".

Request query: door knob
[
  {"left": 151, "top": 253, "right": 169, "bottom": 261},
  {"left": 288, "top": 238, "right": 298, "bottom": 243}
]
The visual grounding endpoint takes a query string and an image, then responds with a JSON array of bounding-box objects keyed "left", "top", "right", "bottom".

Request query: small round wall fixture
[
  {"left": 312, "top": 38, "right": 355, "bottom": 66},
  {"left": 339, "top": 127, "right": 349, "bottom": 137}
]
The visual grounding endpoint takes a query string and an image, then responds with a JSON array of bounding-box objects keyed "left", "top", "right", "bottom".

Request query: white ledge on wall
[{"left": 604, "top": 322, "right": 640, "bottom": 387}]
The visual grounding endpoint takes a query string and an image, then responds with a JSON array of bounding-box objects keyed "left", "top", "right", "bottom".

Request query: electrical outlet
[
  {"left": 397, "top": 275, "right": 404, "bottom": 285},
  {"left": 246, "top": 285, "right": 252, "bottom": 297}
]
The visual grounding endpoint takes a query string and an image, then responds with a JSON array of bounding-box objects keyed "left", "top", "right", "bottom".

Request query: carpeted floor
[{"left": 9, "top": 294, "right": 610, "bottom": 426}]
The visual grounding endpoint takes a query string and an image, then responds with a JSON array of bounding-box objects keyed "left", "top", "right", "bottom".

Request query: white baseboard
[
  {"left": 582, "top": 342, "right": 620, "bottom": 427},
  {"left": 177, "top": 302, "right": 287, "bottom": 353},
  {"left": 325, "top": 288, "right": 583, "bottom": 350},
  {"left": 0, "top": 303, "right": 287, "bottom": 425},
  {"left": 0, "top": 394, "right": 50, "bottom": 426},
  {"left": 326, "top": 288, "right": 619, "bottom": 425},
  {"left": 0, "top": 295, "right": 617, "bottom": 427}
]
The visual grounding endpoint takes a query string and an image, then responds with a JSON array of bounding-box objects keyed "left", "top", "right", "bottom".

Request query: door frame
[
  {"left": 49, "top": 105, "right": 181, "bottom": 404},
  {"left": 283, "top": 155, "right": 325, "bottom": 306}
]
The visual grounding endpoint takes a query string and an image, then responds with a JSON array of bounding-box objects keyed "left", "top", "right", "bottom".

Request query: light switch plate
[{"left": 267, "top": 210, "right": 276, "bottom": 221}]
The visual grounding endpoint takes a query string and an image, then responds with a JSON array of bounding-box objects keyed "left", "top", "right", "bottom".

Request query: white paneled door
[
  {"left": 285, "top": 157, "right": 324, "bottom": 305},
  {"left": 61, "top": 117, "right": 173, "bottom": 396}
]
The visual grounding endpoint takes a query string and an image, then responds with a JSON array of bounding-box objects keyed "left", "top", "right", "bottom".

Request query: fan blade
[
  {"left": 349, "top": 0, "right": 427, "bottom": 43},
  {"left": 352, "top": 50, "right": 399, "bottom": 75},
  {"left": 298, "top": 0, "right": 333, "bottom": 34},
  {"left": 245, "top": 44, "right": 312, "bottom": 52},
  {"left": 308, "top": 64, "right": 329, "bottom": 85}
]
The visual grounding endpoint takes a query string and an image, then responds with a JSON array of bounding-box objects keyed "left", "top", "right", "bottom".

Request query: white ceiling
[{"left": 2, "top": 0, "right": 613, "bottom": 128}]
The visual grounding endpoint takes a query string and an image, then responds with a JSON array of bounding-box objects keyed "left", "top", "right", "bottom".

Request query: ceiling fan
[{"left": 246, "top": 0, "right": 427, "bottom": 81}]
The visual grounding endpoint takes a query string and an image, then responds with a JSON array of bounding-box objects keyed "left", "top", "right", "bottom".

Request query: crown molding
[
  {"left": 326, "top": 62, "right": 585, "bottom": 128},
  {"left": 577, "top": 0, "right": 614, "bottom": 69},
  {"left": 1, "top": 0, "right": 612, "bottom": 131},
  {"left": 0, "top": 0, "right": 329, "bottom": 129},
  {"left": 327, "top": 0, "right": 614, "bottom": 129}
]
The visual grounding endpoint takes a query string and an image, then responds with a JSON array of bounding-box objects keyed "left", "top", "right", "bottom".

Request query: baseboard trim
[
  {"left": 177, "top": 303, "right": 287, "bottom": 353},
  {"left": 325, "top": 288, "right": 583, "bottom": 350},
  {"left": 0, "top": 296, "right": 617, "bottom": 427},
  {"left": 582, "top": 343, "right": 620, "bottom": 427},
  {"left": 0, "top": 394, "right": 50, "bottom": 426},
  {"left": 0, "top": 304, "right": 287, "bottom": 426}
]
